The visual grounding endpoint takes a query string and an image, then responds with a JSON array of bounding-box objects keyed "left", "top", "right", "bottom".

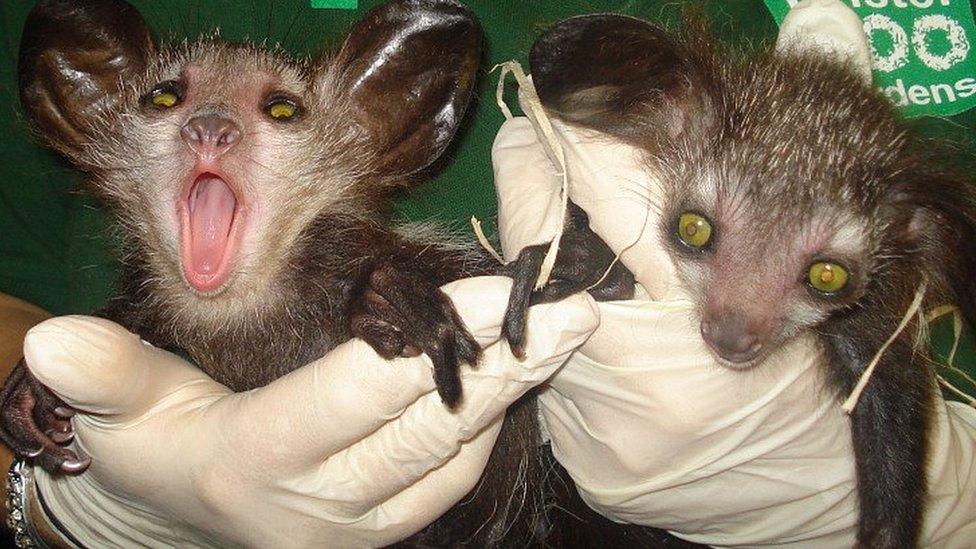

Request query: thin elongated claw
[
  {"left": 60, "top": 456, "right": 91, "bottom": 474},
  {"left": 1, "top": 360, "right": 84, "bottom": 474},
  {"left": 53, "top": 406, "right": 76, "bottom": 418},
  {"left": 402, "top": 344, "right": 422, "bottom": 357},
  {"left": 49, "top": 430, "right": 75, "bottom": 444}
]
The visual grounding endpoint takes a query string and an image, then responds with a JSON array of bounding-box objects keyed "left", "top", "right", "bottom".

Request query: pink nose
[
  {"left": 700, "top": 314, "right": 764, "bottom": 364},
  {"left": 181, "top": 115, "right": 241, "bottom": 156}
]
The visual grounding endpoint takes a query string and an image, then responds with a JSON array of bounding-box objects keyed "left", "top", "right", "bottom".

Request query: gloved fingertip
[
  {"left": 23, "top": 315, "right": 147, "bottom": 408},
  {"left": 541, "top": 290, "right": 600, "bottom": 328},
  {"left": 491, "top": 117, "right": 539, "bottom": 156},
  {"left": 438, "top": 277, "right": 514, "bottom": 339},
  {"left": 25, "top": 316, "right": 139, "bottom": 374},
  {"left": 53, "top": 406, "right": 75, "bottom": 418},
  {"left": 777, "top": 0, "right": 871, "bottom": 83},
  {"left": 523, "top": 292, "right": 599, "bottom": 356}
]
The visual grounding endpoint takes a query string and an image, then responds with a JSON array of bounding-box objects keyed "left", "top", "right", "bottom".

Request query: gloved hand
[
  {"left": 491, "top": 2, "right": 976, "bottom": 542},
  {"left": 494, "top": 114, "right": 862, "bottom": 548},
  {"left": 24, "top": 276, "right": 598, "bottom": 548},
  {"left": 494, "top": 110, "right": 976, "bottom": 549}
]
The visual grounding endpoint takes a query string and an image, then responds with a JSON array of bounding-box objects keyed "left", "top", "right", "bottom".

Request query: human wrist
[
  {"left": 33, "top": 466, "right": 215, "bottom": 548},
  {"left": 6, "top": 459, "right": 76, "bottom": 548},
  {"left": 28, "top": 479, "right": 76, "bottom": 549},
  {"left": 1, "top": 294, "right": 52, "bottom": 526}
]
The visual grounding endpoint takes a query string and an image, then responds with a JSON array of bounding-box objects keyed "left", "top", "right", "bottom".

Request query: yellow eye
[
  {"left": 151, "top": 92, "right": 179, "bottom": 108},
  {"left": 143, "top": 81, "right": 183, "bottom": 110},
  {"left": 677, "top": 212, "right": 713, "bottom": 248},
  {"left": 808, "top": 262, "right": 850, "bottom": 294},
  {"left": 266, "top": 99, "right": 298, "bottom": 120}
]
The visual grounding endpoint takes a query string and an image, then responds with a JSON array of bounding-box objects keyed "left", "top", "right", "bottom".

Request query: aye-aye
[
  {"left": 1, "top": 0, "right": 488, "bottom": 452},
  {"left": 508, "top": 13, "right": 976, "bottom": 549},
  {"left": 0, "top": 1, "right": 662, "bottom": 546},
  {"left": 0, "top": 0, "right": 563, "bottom": 545}
]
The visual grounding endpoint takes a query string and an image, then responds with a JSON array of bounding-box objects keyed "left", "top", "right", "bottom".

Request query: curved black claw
[
  {"left": 502, "top": 202, "right": 636, "bottom": 358},
  {"left": 352, "top": 262, "right": 480, "bottom": 408},
  {"left": 0, "top": 359, "right": 87, "bottom": 475}
]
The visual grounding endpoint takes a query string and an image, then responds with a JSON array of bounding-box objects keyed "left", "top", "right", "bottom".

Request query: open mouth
[{"left": 178, "top": 172, "right": 243, "bottom": 293}]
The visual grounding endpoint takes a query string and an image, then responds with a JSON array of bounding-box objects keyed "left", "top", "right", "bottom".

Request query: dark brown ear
[
  {"left": 900, "top": 171, "right": 976, "bottom": 330},
  {"left": 18, "top": 0, "right": 153, "bottom": 158},
  {"left": 332, "top": 0, "right": 482, "bottom": 176},
  {"left": 530, "top": 14, "right": 704, "bottom": 142}
]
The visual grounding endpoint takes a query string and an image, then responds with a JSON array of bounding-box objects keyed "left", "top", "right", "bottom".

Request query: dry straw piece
[
  {"left": 842, "top": 283, "right": 927, "bottom": 413},
  {"left": 470, "top": 216, "right": 505, "bottom": 265},
  {"left": 926, "top": 305, "right": 976, "bottom": 408},
  {"left": 843, "top": 284, "right": 976, "bottom": 413},
  {"left": 473, "top": 61, "right": 569, "bottom": 290}
]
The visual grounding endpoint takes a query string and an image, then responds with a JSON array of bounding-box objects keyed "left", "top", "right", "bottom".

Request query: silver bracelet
[{"left": 6, "top": 458, "right": 51, "bottom": 549}]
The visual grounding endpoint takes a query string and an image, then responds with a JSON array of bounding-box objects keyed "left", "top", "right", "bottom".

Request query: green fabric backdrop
[{"left": 0, "top": 1, "right": 973, "bottom": 390}]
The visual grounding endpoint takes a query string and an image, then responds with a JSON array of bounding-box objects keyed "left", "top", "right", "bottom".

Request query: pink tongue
[{"left": 188, "top": 176, "right": 236, "bottom": 275}]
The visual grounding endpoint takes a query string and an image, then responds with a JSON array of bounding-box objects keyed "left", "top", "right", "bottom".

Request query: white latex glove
[
  {"left": 495, "top": 112, "right": 678, "bottom": 300},
  {"left": 492, "top": 6, "right": 976, "bottom": 539},
  {"left": 777, "top": 0, "right": 874, "bottom": 84},
  {"left": 23, "top": 276, "right": 598, "bottom": 548},
  {"left": 494, "top": 114, "right": 976, "bottom": 549}
]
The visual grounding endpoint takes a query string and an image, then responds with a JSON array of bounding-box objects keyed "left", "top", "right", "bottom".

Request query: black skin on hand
[
  {"left": 351, "top": 253, "right": 482, "bottom": 408},
  {"left": 502, "top": 202, "right": 635, "bottom": 359}
]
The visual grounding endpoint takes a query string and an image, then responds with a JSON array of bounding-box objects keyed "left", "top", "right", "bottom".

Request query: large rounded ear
[
  {"left": 898, "top": 171, "right": 976, "bottom": 330},
  {"left": 331, "top": 0, "right": 482, "bottom": 176},
  {"left": 530, "top": 14, "right": 706, "bottom": 142},
  {"left": 19, "top": 0, "right": 154, "bottom": 158}
]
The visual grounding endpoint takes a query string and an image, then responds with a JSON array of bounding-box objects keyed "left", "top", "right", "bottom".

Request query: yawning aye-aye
[
  {"left": 0, "top": 1, "right": 659, "bottom": 545},
  {"left": 508, "top": 13, "right": 976, "bottom": 549},
  {"left": 0, "top": 1, "right": 561, "bottom": 545}
]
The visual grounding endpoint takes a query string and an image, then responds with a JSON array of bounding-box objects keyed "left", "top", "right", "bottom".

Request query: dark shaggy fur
[
  {"left": 512, "top": 13, "right": 976, "bottom": 548},
  {"left": 1, "top": 0, "right": 549, "bottom": 546},
  {"left": 1, "top": 1, "right": 700, "bottom": 546}
]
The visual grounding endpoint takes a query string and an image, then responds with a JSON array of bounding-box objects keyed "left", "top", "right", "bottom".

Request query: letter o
[
  {"left": 913, "top": 15, "right": 971, "bottom": 71},
  {"left": 863, "top": 14, "right": 910, "bottom": 72}
]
